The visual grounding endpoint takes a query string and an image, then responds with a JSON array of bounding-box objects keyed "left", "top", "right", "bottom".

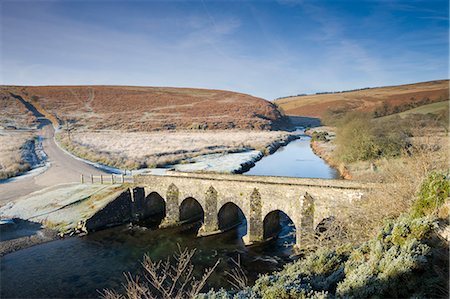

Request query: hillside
[
  {"left": 275, "top": 80, "right": 449, "bottom": 120},
  {"left": 4, "top": 86, "right": 285, "bottom": 131}
]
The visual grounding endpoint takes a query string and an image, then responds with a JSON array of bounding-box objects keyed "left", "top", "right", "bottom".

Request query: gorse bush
[
  {"left": 411, "top": 172, "right": 449, "bottom": 218},
  {"left": 336, "top": 216, "right": 436, "bottom": 298}
]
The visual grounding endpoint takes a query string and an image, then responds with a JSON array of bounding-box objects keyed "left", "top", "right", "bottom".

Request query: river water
[
  {"left": 0, "top": 129, "right": 338, "bottom": 298},
  {"left": 246, "top": 130, "right": 339, "bottom": 179}
]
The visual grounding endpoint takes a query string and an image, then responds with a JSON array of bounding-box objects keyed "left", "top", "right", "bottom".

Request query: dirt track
[{"left": 0, "top": 99, "right": 108, "bottom": 206}]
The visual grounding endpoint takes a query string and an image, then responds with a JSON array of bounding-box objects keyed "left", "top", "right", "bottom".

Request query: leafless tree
[
  {"left": 101, "top": 246, "right": 220, "bottom": 299},
  {"left": 225, "top": 255, "right": 248, "bottom": 290}
]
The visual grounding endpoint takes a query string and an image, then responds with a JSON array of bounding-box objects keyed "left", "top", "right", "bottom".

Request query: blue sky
[{"left": 1, "top": 0, "right": 448, "bottom": 99}]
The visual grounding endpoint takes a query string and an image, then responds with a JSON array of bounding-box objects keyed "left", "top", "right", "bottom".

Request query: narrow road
[{"left": 0, "top": 96, "right": 109, "bottom": 205}]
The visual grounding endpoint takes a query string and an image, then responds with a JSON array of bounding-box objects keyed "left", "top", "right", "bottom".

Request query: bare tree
[
  {"left": 101, "top": 246, "right": 220, "bottom": 299},
  {"left": 225, "top": 255, "right": 248, "bottom": 290}
]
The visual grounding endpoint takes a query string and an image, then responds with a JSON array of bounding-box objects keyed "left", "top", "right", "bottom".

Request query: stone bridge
[{"left": 98, "top": 172, "right": 373, "bottom": 248}]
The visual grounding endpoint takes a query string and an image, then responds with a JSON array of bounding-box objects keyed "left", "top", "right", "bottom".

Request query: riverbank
[{"left": 304, "top": 127, "right": 352, "bottom": 179}]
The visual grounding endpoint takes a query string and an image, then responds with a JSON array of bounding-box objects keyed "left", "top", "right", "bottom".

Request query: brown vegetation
[
  {"left": 0, "top": 88, "right": 37, "bottom": 129},
  {"left": 274, "top": 80, "right": 449, "bottom": 121},
  {"left": 0, "top": 133, "right": 35, "bottom": 180},
  {"left": 0, "top": 89, "right": 39, "bottom": 179},
  {"left": 6, "top": 85, "right": 284, "bottom": 131}
]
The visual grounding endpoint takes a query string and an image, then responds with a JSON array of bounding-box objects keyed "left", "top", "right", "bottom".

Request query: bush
[
  {"left": 334, "top": 113, "right": 409, "bottom": 163},
  {"left": 336, "top": 216, "right": 437, "bottom": 298},
  {"left": 411, "top": 172, "right": 449, "bottom": 218},
  {"left": 201, "top": 215, "right": 441, "bottom": 299}
]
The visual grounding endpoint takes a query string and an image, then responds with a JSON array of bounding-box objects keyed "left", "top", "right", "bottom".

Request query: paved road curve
[{"left": 0, "top": 96, "right": 109, "bottom": 205}]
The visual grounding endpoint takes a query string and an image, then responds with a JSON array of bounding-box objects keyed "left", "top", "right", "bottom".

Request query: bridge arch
[
  {"left": 179, "top": 197, "right": 204, "bottom": 224},
  {"left": 139, "top": 191, "right": 166, "bottom": 219},
  {"left": 263, "top": 210, "right": 296, "bottom": 246},
  {"left": 217, "top": 202, "right": 247, "bottom": 235}
]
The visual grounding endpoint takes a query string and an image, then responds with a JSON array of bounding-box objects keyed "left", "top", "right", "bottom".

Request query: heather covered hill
[
  {"left": 7, "top": 86, "right": 285, "bottom": 131},
  {"left": 275, "top": 80, "right": 449, "bottom": 120}
]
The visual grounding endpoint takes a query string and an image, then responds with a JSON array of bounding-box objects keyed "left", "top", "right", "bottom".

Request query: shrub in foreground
[
  {"left": 200, "top": 215, "right": 442, "bottom": 299},
  {"left": 411, "top": 172, "right": 449, "bottom": 218}
]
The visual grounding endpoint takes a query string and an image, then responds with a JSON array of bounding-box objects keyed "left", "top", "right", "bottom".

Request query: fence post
[
  {"left": 80, "top": 174, "right": 84, "bottom": 184},
  {"left": 91, "top": 174, "right": 94, "bottom": 184},
  {"left": 100, "top": 175, "right": 103, "bottom": 184},
  {"left": 121, "top": 174, "right": 124, "bottom": 184},
  {"left": 111, "top": 174, "right": 114, "bottom": 184}
]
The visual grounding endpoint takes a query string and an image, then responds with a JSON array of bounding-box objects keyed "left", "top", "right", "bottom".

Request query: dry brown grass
[
  {"left": 0, "top": 88, "right": 37, "bottom": 129},
  {"left": 275, "top": 80, "right": 449, "bottom": 119},
  {"left": 58, "top": 130, "right": 292, "bottom": 169},
  {"left": 0, "top": 132, "right": 34, "bottom": 179},
  {"left": 0, "top": 89, "right": 39, "bottom": 179},
  {"left": 7, "top": 85, "right": 284, "bottom": 131}
]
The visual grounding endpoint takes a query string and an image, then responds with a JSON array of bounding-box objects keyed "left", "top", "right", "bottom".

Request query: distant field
[
  {"left": 58, "top": 130, "right": 292, "bottom": 169},
  {"left": 394, "top": 101, "right": 449, "bottom": 117},
  {"left": 6, "top": 85, "right": 284, "bottom": 131},
  {"left": 275, "top": 80, "right": 449, "bottom": 119}
]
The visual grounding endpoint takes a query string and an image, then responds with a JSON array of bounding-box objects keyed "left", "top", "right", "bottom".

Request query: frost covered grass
[
  {"left": 0, "top": 132, "right": 34, "bottom": 179},
  {"left": 58, "top": 130, "right": 292, "bottom": 170}
]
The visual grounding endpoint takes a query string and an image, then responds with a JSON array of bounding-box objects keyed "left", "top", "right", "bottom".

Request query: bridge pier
[
  {"left": 295, "top": 193, "right": 315, "bottom": 250},
  {"left": 197, "top": 186, "right": 219, "bottom": 236},
  {"left": 244, "top": 188, "right": 263, "bottom": 245},
  {"left": 160, "top": 183, "right": 180, "bottom": 228}
]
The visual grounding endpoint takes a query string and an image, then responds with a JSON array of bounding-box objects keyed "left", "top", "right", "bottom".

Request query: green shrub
[
  {"left": 411, "top": 172, "right": 449, "bottom": 218},
  {"left": 336, "top": 216, "right": 436, "bottom": 298},
  {"left": 334, "top": 113, "right": 409, "bottom": 163}
]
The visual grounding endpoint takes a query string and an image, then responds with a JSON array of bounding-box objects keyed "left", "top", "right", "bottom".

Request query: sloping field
[
  {"left": 275, "top": 80, "right": 449, "bottom": 119},
  {"left": 394, "top": 101, "right": 449, "bottom": 117},
  {"left": 0, "top": 88, "right": 39, "bottom": 179},
  {"left": 6, "top": 86, "right": 284, "bottom": 131},
  {"left": 0, "top": 88, "right": 37, "bottom": 129}
]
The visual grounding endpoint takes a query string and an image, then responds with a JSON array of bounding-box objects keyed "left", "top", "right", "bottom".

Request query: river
[{"left": 0, "top": 128, "right": 338, "bottom": 298}]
